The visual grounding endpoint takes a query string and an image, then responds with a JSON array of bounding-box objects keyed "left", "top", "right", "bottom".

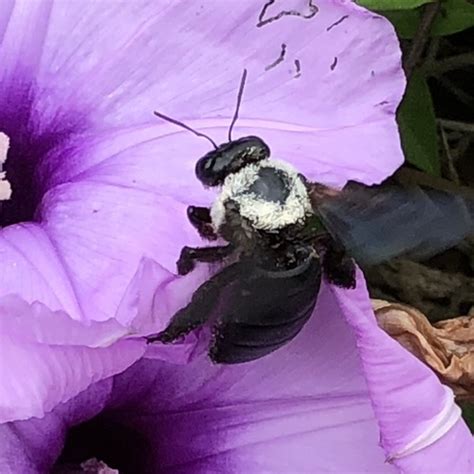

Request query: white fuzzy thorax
[
  {"left": 0, "top": 132, "right": 12, "bottom": 201},
  {"left": 210, "top": 159, "right": 311, "bottom": 232}
]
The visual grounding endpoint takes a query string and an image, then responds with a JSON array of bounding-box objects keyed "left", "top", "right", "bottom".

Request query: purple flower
[{"left": 1, "top": 0, "right": 472, "bottom": 472}]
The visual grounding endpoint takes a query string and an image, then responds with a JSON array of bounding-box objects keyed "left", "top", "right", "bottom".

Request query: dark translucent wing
[
  {"left": 210, "top": 257, "right": 321, "bottom": 364},
  {"left": 317, "top": 181, "right": 474, "bottom": 266}
]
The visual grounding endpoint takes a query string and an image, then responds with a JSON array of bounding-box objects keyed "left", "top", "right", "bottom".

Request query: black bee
[{"left": 147, "top": 70, "right": 474, "bottom": 364}]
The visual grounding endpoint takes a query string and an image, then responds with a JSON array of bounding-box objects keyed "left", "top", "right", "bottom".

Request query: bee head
[{"left": 195, "top": 136, "right": 270, "bottom": 187}]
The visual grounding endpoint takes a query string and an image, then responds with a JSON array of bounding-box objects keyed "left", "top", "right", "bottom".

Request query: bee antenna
[
  {"left": 228, "top": 68, "right": 248, "bottom": 142},
  {"left": 153, "top": 111, "right": 218, "bottom": 150}
]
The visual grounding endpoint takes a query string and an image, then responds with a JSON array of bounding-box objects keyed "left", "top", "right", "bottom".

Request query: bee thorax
[{"left": 210, "top": 159, "right": 312, "bottom": 232}]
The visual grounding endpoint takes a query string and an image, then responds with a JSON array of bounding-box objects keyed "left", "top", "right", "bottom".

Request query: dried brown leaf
[{"left": 372, "top": 299, "right": 474, "bottom": 401}]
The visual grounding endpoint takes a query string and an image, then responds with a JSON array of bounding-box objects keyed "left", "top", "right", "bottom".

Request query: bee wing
[{"left": 316, "top": 181, "right": 474, "bottom": 266}]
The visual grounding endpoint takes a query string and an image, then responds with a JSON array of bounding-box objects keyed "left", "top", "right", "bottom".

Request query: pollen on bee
[
  {"left": 0, "top": 132, "right": 12, "bottom": 201},
  {"left": 210, "top": 158, "right": 312, "bottom": 232}
]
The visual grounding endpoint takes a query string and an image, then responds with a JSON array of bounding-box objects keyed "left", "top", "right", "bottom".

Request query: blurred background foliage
[
  {"left": 359, "top": 0, "right": 474, "bottom": 176},
  {"left": 357, "top": 0, "right": 474, "bottom": 429}
]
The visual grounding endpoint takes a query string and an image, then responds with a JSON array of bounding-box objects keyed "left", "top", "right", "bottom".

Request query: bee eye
[{"left": 195, "top": 153, "right": 222, "bottom": 186}]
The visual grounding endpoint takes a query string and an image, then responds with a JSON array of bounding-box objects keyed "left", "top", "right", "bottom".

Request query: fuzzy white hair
[{"left": 210, "top": 159, "right": 311, "bottom": 232}]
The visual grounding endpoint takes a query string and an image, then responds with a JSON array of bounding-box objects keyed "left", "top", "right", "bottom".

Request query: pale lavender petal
[
  {"left": 116, "top": 257, "right": 204, "bottom": 363},
  {"left": 3, "top": 280, "right": 394, "bottom": 473},
  {"left": 332, "top": 273, "right": 459, "bottom": 457},
  {"left": 30, "top": 0, "right": 405, "bottom": 190},
  {"left": 29, "top": 1, "right": 404, "bottom": 156},
  {"left": 105, "top": 279, "right": 395, "bottom": 473},
  {"left": 121, "top": 269, "right": 472, "bottom": 472},
  {"left": 2, "top": 274, "right": 472, "bottom": 471},
  {"left": 0, "top": 379, "right": 113, "bottom": 473},
  {"left": 394, "top": 420, "right": 474, "bottom": 473},
  {"left": 29, "top": 0, "right": 404, "bottom": 336},
  {"left": 41, "top": 180, "right": 203, "bottom": 322},
  {"left": 0, "top": 225, "right": 146, "bottom": 423},
  {"left": 0, "top": 224, "right": 83, "bottom": 317},
  {"left": 0, "top": 323, "right": 143, "bottom": 423},
  {"left": 4, "top": 1, "right": 456, "bottom": 471},
  {"left": 330, "top": 272, "right": 474, "bottom": 469},
  {"left": 0, "top": 296, "right": 128, "bottom": 347},
  {"left": 1, "top": 0, "right": 405, "bottom": 328},
  {"left": 0, "top": 1, "right": 14, "bottom": 46}
]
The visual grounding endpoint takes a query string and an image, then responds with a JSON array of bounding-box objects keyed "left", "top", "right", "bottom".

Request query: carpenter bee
[{"left": 147, "top": 69, "right": 474, "bottom": 364}]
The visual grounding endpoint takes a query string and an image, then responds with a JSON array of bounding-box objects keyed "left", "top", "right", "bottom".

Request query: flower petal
[
  {"left": 104, "top": 269, "right": 471, "bottom": 472},
  {"left": 0, "top": 1, "right": 14, "bottom": 46},
  {"left": 0, "top": 379, "right": 113, "bottom": 472},
  {"left": 27, "top": 0, "right": 404, "bottom": 331},
  {"left": 0, "top": 224, "right": 151, "bottom": 423},
  {"left": 100, "top": 280, "right": 395, "bottom": 472},
  {"left": 395, "top": 419, "right": 474, "bottom": 473},
  {"left": 41, "top": 178, "right": 203, "bottom": 322},
  {"left": 4, "top": 272, "right": 470, "bottom": 471},
  {"left": 0, "top": 224, "right": 84, "bottom": 315},
  {"left": 31, "top": 1, "right": 404, "bottom": 124},
  {"left": 3, "top": 0, "right": 404, "bottom": 188},
  {"left": 0, "top": 1, "right": 412, "bottom": 460},
  {"left": 332, "top": 273, "right": 464, "bottom": 459},
  {"left": 2, "top": 0, "right": 405, "bottom": 325},
  {"left": 0, "top": 295, "right": 128, "bottom": 347},
  {"left": 15, "top": 268, "right": 378, "bottom": 471},
  {"left": 0, "top": 321, "right": 143, "bottom": 423}
]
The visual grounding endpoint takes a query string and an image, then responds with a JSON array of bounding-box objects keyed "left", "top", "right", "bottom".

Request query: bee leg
[
  {"left": 146, "top": 263, "right": 240, "bottom": 344},
  {"left": 177, "top": 244, "right": 234, "bottom": 275},
  {"left": 322, "top": 241, "right": 356, "bottom": 289},
  {"left": 187, "top": 206, "right": 218, "bottom": 240}
]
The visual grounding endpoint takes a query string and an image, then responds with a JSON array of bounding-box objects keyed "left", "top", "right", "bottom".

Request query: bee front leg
[
  {"left": 177, "top": 244, "right": 234, "bottom": 275},
  {"left": 187, "top": 206, "right": 218, "bottom": 240}
]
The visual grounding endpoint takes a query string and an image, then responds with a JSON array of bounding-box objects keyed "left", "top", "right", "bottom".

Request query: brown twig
[
  {"left": 439, "top": 125, "right": 460, "bottom": 183},
  {"left": 404, "top": 0, "right": 442, "bottom": 80},
  {"left": 366, "top": 260, "right": 474, "bottom": 322},
  {"left": 394, "top": 167, "right": 474, "bottom": 199},
  {"left": 427, "top": 52, "right": 474, "bottom": 77},
  {"left": 438, "top": 119, "right": 474, "bottom": 134},
  {"left": 437, "top": 76, "right": 474, "bottom": 108}
]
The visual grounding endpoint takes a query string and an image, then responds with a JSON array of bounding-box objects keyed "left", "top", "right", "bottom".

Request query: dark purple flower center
[
  {"left": 1, "top": 130, "right": 53, "bottom": 226},
  {"left": 53, "top": 415, "right": 152, "bottom": 474},
  {"left": 0, "top": 80, "right": 82, "bottom": 227}
]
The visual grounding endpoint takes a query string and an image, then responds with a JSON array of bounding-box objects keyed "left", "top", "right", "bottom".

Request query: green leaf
[
  {"left": 380, "top": 10, "right": 420, "bottom": 37},
  {"left": 380, "top": 0, "right": 474, "bottom": 38},
  {"left": 460, "top": 403, "right": 474, "bottom": 433},
  {"left": 357, "top": 0, "right": 432, "bottom": 10},
  {"left": 397, "top": 72, "right": 440, "bottom": 175}
]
